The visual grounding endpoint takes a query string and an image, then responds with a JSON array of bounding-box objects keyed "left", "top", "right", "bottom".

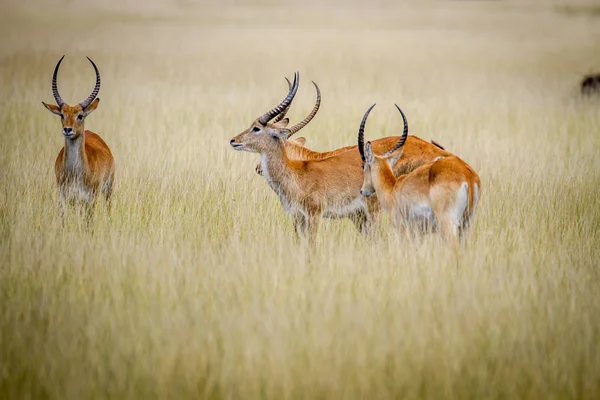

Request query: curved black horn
[
  {"left": 273, "top": 77, "right": 293, "bottom": 123},
  {"left": 51, "top": 55, "right": 66, "bottom": 107},
  {"left": 258, "top": 72, "right": 299, "bottom": 125},
  {"left": 382, "top": 104, "right": 408, "bottom": 157},
  {"left": 287, "top": 81, "right": 321, "bottom": 138},
  {"left": 358, "top": 103, "right": 376, "bottom": 162},
  {"left": 79, "top": 57, "right": 101, "bottom": 110}
]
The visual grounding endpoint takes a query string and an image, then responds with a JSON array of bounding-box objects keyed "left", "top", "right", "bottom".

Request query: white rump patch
[
  {"left": 468, "top": 182, "right": 480, "bottom": 222},
  {"left": 450, "top": 182, "right": 469, "bottom": 226}
]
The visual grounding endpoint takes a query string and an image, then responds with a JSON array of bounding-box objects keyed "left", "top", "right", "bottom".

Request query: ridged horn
[
  {"left": 358, "top": 103, "right": 376, "bottom": 162},
  {"left": 258, "top": 72, "right": 299, "bottom": 125},
  {"left": 273, "top": 77, "right": 293, "bottom": 123},
  {"left": 287, "top": 81, "right": 321, "bottom": 138},
  {"left": 79, "top": 57, "right": 101, "bottom": 110},
  {"left": 382, "top": 104, "right": 408, "bottom": 157},
  {"left": 51, "top": 55, "right": 66, "bottom": 108}
]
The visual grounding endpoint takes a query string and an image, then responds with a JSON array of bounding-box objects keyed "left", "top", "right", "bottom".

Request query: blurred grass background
[{"left": 1, "top": 0, "right": 599, "bottom": 398}]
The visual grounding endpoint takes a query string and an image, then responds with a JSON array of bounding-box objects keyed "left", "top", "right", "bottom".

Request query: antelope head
[
  {"left": 42, "top": 55, "right": 101, "bottom": 140},
  {"left": 230, "top": 72, "right": 321, "bottom": 153},
  {"left": 358, "top": 104, "right": 409, "bottom": 197}
]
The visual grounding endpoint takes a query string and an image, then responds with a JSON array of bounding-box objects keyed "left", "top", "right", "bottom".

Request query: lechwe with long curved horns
[
  {"left": 358, "top": 104, "right": 481, "bottom": 249},
  {"left": 231, "top": 72, "right": 382, "bottom": 241},
  {"left": 42, "top": 56, "right": 115, "bottom": 225}
]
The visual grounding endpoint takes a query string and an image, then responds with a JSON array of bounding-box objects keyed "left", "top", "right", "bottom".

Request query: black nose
[
  {"left": 64, "top": 127, "right": 72, "bottom": 133},
  {"left": 230, "top": 139, "right": 235, "bottom": 144}
]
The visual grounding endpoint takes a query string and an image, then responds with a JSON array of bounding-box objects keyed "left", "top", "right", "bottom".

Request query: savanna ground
[{"left": 1, "top": 0, "right": 600, "bottom": 398}]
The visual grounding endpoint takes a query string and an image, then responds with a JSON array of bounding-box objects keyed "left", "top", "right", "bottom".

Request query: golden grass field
[{"left": 1, "top": 0, "right": 600, "bottom": 398}]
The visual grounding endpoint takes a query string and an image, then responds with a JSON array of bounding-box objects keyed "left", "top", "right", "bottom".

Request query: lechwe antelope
[
  {"left": 231, "top": 72, "right": 375, "bottom": 240},
  {"left": 42, "top": 56, "right": 115, "bottom": 225},
  {"left": 358, "top": 104, "right": 481, "bottom": 248}
]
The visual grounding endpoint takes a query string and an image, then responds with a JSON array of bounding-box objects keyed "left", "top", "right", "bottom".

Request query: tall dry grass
[{"left": 1, "top": 1, "right": 599, "bottom": 398}]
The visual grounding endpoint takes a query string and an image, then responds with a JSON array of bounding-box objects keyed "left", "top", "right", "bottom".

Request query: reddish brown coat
[{"left": 54, "top": 130, "right": 115, "bottom": 194}]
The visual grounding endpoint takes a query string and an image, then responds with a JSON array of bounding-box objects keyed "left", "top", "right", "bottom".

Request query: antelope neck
[
  {"left": 372, "top": 161, "right": 398, "bottom": 208},
  {"left": 64, "top": 133, "right": 88, "bottom": 178},
  {"left": 260, "top": 142, "right": 297, "bottom": 192}
]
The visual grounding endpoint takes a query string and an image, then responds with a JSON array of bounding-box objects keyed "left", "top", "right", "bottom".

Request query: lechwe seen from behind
[{"left": 358, "top": 104, "right": 481, "bottom": 249}]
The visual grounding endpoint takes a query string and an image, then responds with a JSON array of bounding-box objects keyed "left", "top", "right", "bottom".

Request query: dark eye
[
  {"left": 77, "top": 114, "right": 84, "bottom": 120},
  {"left": 251, "top": 126, "right": 260, "bottom": 133},
  {"left": 60, "top": 114, "right": 64, "bottom": 120}
]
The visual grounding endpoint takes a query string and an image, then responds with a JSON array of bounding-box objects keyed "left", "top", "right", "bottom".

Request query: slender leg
[
  {"left": 292, "top": 213, "right": 308, "bottom": 239},
  {"left": 104, "top": 182, "right": 113, "bottom": 215},
  {"left": 307, "top": 214, "right": 321, "bottom": 246},
  {"left": 349, "top": 210, "right": 368, "bottom": 235},
  {"left": 85, "top": 202, "right": 95, "bottom": 228},
  {"left": 439, "top": 218, "right": 461, "bottom": 253},
  {"left": 458, "top": 221, "right": 469, "bottom": 249},
  {"left": 365, "top": 208, "right": 381, "bottom": 238},
  {"left": 364, "top": 197, "right": 382, "bottom": 237},
  {"left": 106, "top": 195, "right": 112, "bottom": 215},
  {"left": 348, "top": 199, "right": 379, "bottom": 238},
  {"left": 58, "top": 189, "right": 66, "bottom": 228}
]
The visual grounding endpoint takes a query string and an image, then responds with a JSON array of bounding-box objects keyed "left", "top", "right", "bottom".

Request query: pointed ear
[
  {"left": 294, "top": 137, "right": 307, "bottom": 146},
  {"left": 269, "top": 128, "right": 290, "bottom": 141},
  {"left": 83, "top": 98, "right": 100, "bottom": 116},
  {"left": 365, "top": 141, "right": 375, "bottom": 165},
  {"left": 272, "top": 118, "right": 289, "bottom": 129},
  {"left": 42, "top": 101, "right": 62, "bottom": 116},
  {"left": 387, "top": 147, "right": 405, "bottom": 167}
]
